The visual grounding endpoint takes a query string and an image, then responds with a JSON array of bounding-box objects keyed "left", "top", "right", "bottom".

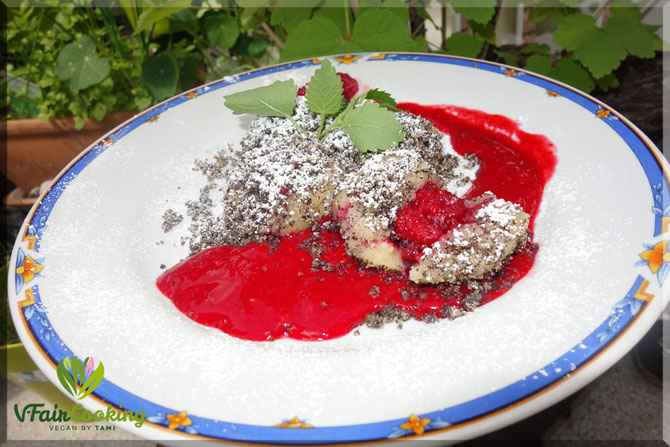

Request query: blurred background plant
[{"left": 3, "top": 0, "right": 663, "bottom": 128}]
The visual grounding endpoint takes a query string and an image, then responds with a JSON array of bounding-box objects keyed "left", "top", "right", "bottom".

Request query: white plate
[{"left": 9, "top": 53, "right": 669, "bottom": 444}]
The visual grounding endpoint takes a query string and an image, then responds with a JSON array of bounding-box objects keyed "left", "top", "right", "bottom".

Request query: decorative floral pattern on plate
[
  {"left": 595, "top": 279, "right": 652, "bottom": 343},
  {"left": 499, "top": 66, "right": 522, "bottom": 77},
  {"left": 273, "top": 417, "right": 313, "bottom": 428},
  {"left": 595, "top": 105, "right": 618, "bottom": 120},
  {"left": 147, "top": 411, "right": 198, "bottom": 434},
  {"left": 637, "top": 241, "right": 670, "bottom": 286},
  {"left": 15, "top": 247, "right": 44, "bottom": 294},
  {"left": 388, "top": 414, "right": 449, "bottom": 438},
  {"left": 21, "top": 287, "right": 55, "bottom": 342}
]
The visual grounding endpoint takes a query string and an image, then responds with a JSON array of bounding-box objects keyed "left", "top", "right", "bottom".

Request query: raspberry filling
[
  {"left": 393, "top": 182, "right": 471, "bottom": 262},
  {"left": 297, "top": 72, "right": 358, "bottom": 102}
]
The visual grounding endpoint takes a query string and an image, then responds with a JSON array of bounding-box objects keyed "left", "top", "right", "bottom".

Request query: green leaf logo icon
[{"left": 56, "top": 356, "right": 105, "bottom": 400}]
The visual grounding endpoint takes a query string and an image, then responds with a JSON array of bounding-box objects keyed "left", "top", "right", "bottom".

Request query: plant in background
[{"left": 3, "top": 0, "right": 663, "bottom": 128}]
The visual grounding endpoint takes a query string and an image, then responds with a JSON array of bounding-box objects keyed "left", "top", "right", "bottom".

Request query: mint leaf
[
  {"left": 365, "top": 88, "right": 398, "bottom": 111},
  {"left": 306, "top": 59, "right": 344, "bottom": 116},
  {"left": 605, "top": 15, "right": 657, "bottom": 59},
  {"left": 445, "top": 32, "right": 484, "bottom": 58},
  {"left": 341, "top": 102, "right": 404, "bottom": 153},
  {"left": 352, "top": 9, "right": 417, "bottom": 52},
  {"left": 224, "top": 80, "right": 298, "bottom": 118}
]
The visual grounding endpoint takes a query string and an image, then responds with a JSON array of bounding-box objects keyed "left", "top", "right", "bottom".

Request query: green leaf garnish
[
  {"left": 224, "top": 80, "right": 298, "bottom": 118},
  {"left": 364, "top": 88, "right": 398, "bottom": 111},
  {"left": 340, "top": 101, "right": 404, "bottom": 154},
  {"left": 306, "top": 59, "right": 344, "bottom": 116},
  {"left": 305, "top": 59, "right": 344, "bottom": 139},
  {"left": 223, "top": 64, "right": 404, "bottom": 153},
  {"left": 224, "top": 80, "right": 306, "bottom": 136}
]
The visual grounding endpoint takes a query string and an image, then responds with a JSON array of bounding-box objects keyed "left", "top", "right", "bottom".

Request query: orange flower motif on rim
[
  {"left": 186, "top": 91, "right": 198, "bottom": 99},
  {"left": 335, "top": 55, "right": 361, "bottom": 65},
  {"left": 595, "top": 106, "right": 618, "bottom": 120},
  {"left": 638, "top": 240, "right": 670, "bottom": 286},
  {"left": 166, "top": 411, "right": 192, "bottom": 430},
  {"left": 399, "top": 414, "right": 431, "bottom": 436},
  {"left": 16, "top": 254, "right": 43, "bottom": 284},
  {"left": 504, "top": 68, "right": 517, "bottom": 77},
  {"left": 274, "top": 416, "right": 313, "bottom": 428},
  {"left": 639, "top": 241, "right": 669, "bottom": 273},
  {"left": 546, "top": 89, "right": 561, "bottom": 97}
]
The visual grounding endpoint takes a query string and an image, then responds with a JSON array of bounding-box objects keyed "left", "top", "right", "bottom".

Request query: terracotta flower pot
[{"left": 4, "top": 112, "right": 135, "bottom": 191}]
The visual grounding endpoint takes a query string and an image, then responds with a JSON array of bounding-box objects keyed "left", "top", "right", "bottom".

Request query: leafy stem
[
  {"left": 316, "top": 114, "right": 326, "bottom": 141},
  {"left": 289, "top": 116, "right": 308, "bottom": 137},
  {"left": 318, "top": 94, "right": 359, "bottom": 141}
]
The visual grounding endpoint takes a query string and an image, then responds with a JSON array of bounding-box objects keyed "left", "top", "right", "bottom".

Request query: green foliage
[
  {"left": 55, "top": 35, "right": 110, "bottom": 90},
  {"left": 5, "top": 0, "right": 662, "bottom": 126},
  {"left": 205, "top": 14, "right": 240, "bottom": 49},
  {"left": 135, "top": 0, "right": 188, "bottom": 34},
  {"left": 553, "top": 12, "right": 658, "bottom": 79},
  {"left": 280, "top": 9, "right": 417, "bottom": 62},
  {"left": 142, "top": 54, "right": 179, "bottom": 100},
  {"left": 445, "top": 32, "right": 484, "bottom": 58}
]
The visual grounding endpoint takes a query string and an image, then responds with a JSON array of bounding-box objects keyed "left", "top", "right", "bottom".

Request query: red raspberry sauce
[{"left": 156, "top": 104, "right": 557, "bottom": 342}]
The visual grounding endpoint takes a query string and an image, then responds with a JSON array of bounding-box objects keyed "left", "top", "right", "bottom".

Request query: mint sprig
[
  {"left": 341, "top": 101, "right": 404, "bottom": 154},
  {"left": 223, "top": 61, "right": 404, "bottom": 153},
  {"left": 305, "top": 59, "right": 344, "bottom": 139},
  {"left": 223, "top": 80, "right": 306, "bottom": 136},
  {"left": 364, "top": 88, "right": 399, "bottom": 111}
]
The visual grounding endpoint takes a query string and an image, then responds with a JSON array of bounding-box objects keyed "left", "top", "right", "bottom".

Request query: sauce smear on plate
[{"left": 157, "top": 104, "right": 557, "bottom": 341}]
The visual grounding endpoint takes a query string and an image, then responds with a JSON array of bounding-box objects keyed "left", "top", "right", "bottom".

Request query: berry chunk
[
  {"left": 297, "top": 72, "right": 359, "bottom": 103},
  {"left": 337, "top": 73, "right": 358, "bottom": 102}
]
